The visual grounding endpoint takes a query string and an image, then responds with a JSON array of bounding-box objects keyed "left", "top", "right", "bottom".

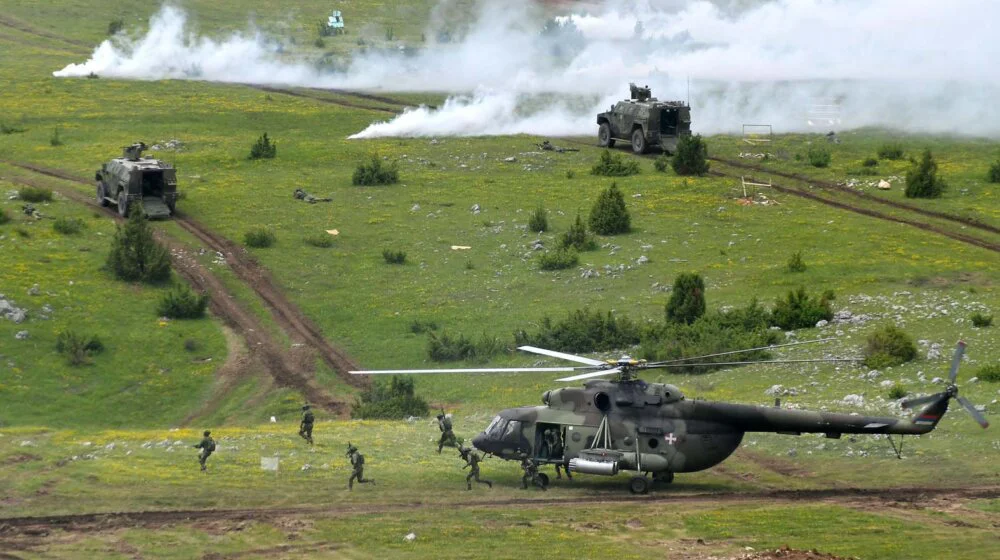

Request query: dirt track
[
  {"left": 0, "top": 15, "right": 91, "bottom": 51},
  {"left": 1, "top": 160, "right": 360, "bottom": 411},
  {"left": 1, "top": 485, "right": 997, "bottom": 534}
]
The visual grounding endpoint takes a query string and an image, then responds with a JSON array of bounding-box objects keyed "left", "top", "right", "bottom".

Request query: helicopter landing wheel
[
  {"left": 654, "top": 471, "right": 674, "bottom": 484},
  {"left": 628, "top": 475, "right": 650, "bottom": 494},
  {"left": 537, "top": 473, "right": 550, "bottom": 488}
]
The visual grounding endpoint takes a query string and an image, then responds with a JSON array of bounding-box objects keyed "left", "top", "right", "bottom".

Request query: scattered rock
[
  {"left": 1, "top": 298, "right": 28, "bottom": 324},
  {"left": 28, "top": 284, "right": 40, "bottom": 296},
  {"left": 470, "top": 204, "right": 481, "bottom": 215},
  {"left": 841, "top": 394, "right": 864, "bottom": 407},
  {"left": 15, "top": 330, "right": 29, "bottom": 340},
  {"left": 410, "top": 204, "right": 420, "bottom": 212},
  {"left": 636, "top": 255, "right": 649, "bottom": 265},
  {"left": 815, "top": 319, "right": 828, "bottom": 328},
  {"left": 503, "top": 156, "right": 516, "bottom": 163},
  {"left": 404, "top": 532, "right": 417, "bottom": 542}
]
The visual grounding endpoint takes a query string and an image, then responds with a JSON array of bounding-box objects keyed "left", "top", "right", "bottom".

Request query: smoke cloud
[{"left": 55, "top": 1, "right": 1000, "bottom": 138}]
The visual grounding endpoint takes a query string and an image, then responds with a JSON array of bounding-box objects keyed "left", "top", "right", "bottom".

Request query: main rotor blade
[
  {"left": 648, "top": 338, "right": 836, "bottom": 366},
  {"left": 900, "top": 392, "right": 946, "bottom": 409},
  {"left": 646, "top": 358, "right": 861, "bottom": 369},
  {"left": 556, "top": 367, "right": 622, "bottom": 382},
  {"left": 517, "top": 346, "right": 607, "bottom": 367},
  {"left": 949, "top": 340, "right": 966, "bottom": 384},
  {"left": 957, "top": 396, "right": 989, "bottom": 429},
  {"left": 350, "top": 367, "right": 577, "bottom": 375}
]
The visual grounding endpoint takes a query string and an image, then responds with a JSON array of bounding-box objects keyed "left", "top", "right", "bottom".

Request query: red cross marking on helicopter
[{"left": 665, "top": 433, "right": 677, "bottom": 445}]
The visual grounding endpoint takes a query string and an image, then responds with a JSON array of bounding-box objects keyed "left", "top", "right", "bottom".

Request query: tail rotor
[{"left": 901, "top": 341, "right": 989, "bottom": 429}]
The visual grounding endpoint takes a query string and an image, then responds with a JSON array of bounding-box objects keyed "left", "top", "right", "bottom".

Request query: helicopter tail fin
[{"left": 908, "top": 395, "right": 950, "bottom": 433}]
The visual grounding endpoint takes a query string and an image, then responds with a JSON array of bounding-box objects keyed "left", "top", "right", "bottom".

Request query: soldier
[
  {"left": 346, "top": 442, "right": 374, "bottom": 490},
  {"left": 457, "top": 444, "right": 472, "bottom": 464},
  {"left": 545, "top": 429, "right": 572, "bottom": 480},
  {"left": 461, "top": 446, "right": 492, "bottom": 490},
  {"left": 293, "top": 188, "right": 331, "bottom": 203},
  {"left": 193, "top": 430, "right": 216, "bottom": 472},
  {"left": 298, "top": 404, "right": 314, "bottom": 445},
  {"left": 520, "top": 454, "right": 546, "bottom": 491},
  {"left": 436, "top": 412, "right": 456, "bottom": 453}
]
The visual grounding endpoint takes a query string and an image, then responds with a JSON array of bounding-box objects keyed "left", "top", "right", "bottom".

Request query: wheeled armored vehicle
[
  {"left": 596, "top": 84, "right": 691, "bottom": 154},
  {"left": 95, "top": 142, "right": 178, "bottom": 218}
]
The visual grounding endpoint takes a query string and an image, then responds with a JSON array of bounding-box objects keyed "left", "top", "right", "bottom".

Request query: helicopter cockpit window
[
  {"left": 502, "top": 420, "right": 522, "bottom": 442},
  {"left": 486, "top": 416, "right": 507, "bottom": 439}
]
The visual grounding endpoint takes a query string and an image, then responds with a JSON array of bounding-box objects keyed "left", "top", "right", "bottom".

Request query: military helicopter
[{"left": 351, "top": 340, "right": 988, "bottom": 494}]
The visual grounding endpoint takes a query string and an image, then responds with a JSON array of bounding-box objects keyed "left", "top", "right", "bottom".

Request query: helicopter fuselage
[{"left": 471, "top": 378, "right": 934, "bottom": 476}]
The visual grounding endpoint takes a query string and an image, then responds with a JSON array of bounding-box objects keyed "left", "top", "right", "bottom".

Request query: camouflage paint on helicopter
[{"left": 353, "top": 342, "right": 987, "bottom": 494}]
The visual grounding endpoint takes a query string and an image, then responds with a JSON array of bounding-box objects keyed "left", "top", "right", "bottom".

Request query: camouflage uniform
[
  {"left": 299, "top": 405, "right": 315, "bottom": 445},
  {"left": 463, "top": 449, "right": 492, "bottom": 490},
  {"left": 436, "top": 414, "right": 456, "bottom": 453},
  {"left": 347, "top": 444, "right": 374, "bottom": 490},
  {"left": 520, "top": 456, "right": 546, "bottom": 491},
  {"left": 545, "top": 430, "right": 571, "bottom": 480},
  {"left": 193, "top": 430, "right": 216, "bottom": 472},
  {"left": 293, "top": 189, "right": 331, "bottom": 203}
]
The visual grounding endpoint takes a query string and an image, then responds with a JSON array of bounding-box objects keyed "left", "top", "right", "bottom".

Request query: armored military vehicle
[
  {"left": 596, "top": 84, "right": 691, "bottom": 154},
  {"left": 95, "top": 142, "right": 179, "bottom": 218}
]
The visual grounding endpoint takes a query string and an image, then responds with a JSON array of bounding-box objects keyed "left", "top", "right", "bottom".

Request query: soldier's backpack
[
  {"left": 354, "top": 453, "right": 365, "bottom": 467},
  {"left": 441, "top": 417, "right": 452, "bottom": 431},
  {"left": 207, "top": 439, "right": 217, "bottom": 452},
  {"left": 304, "top": 411, "right": 315, "bottom": 423}
]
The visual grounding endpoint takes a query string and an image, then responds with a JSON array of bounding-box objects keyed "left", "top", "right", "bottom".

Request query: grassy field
[{"left": 2, "top": 2, "right": 999, "bottom": 558}]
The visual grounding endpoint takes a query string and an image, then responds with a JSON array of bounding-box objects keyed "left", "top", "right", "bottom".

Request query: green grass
[{"left": 0, "top": 177, "right": 227, "bottom": 428}]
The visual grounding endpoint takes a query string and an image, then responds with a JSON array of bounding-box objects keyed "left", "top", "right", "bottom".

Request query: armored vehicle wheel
[
  {"left": 117, "top": 191, "right": 129, "bottom": 218},
  {"left": 598, "top": 123, "right": 615, "bottom": 148},
  {"left": 628, "top": 475, "right": 650, "bottom": 494},
  {"left": 537, "top": 473, "right": 550, "bottom": 487},
  {"left": 96, "top": 183, "right": 108, "bottom": 207},
  {"left": 631, "top": 128, "right": 647, "bottom": 154},
  {"left": 654, "top": 471, "right": 674, "bottom": 484}
]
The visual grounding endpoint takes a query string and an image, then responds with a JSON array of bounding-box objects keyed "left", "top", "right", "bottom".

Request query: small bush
[
  {"left": 382, "top": 249, "right": 406, "bottom": 264},
  {"left": 53, "top": 217, "right": 85, "bottom": 235},
  {"left": 248, "top": 132, "right": 277, "bottom": 160},
  {"left": 409, "top": 319, "right": 438, "bottom": 334},
  {"left": 987, "top": 160, "right": 1000, "bottom": 183},
  {"left": 654, "top": 154, "right": 670, "bottom": 172},
  {"left": 539, "top": 248, "right": 578, "bottom": 271},
  {"left": 848, "top": 167, "right": 879, "bottom": 176},
  {"left": 862, "top": 157, "right": 879, "bottom": 168},
  {"left": 977, "top": 364, "right": 1000, "bottom": 383},
  {"left": 304, "top": 233, "right": 334, "bottom": 248},
  {"left": 244, "top": 227, "right": 276, "bottom": 248},
  {"left": 0, "top": 208, "right": 10, "bottom": 225},
  {"left": 862, "top": 324, "right": 917, "bottom": 369},
  {"left": 56, "top": 330, "right": 104, "bottom": 366},
  {"left": 18, "top": 186, "right": 53, "bottom": 203},
  {"left": 314, "top": 37, "right": 326, "bottom": 48},
  {"left": 591, "top": 149, "right": 640, "bottom": 177},
  {"left": 527, "top": 206, "right": 548, "bottom": 233},
  {"left": 352, "top": 375, "right": 430, "bottom": 419},
  {"left": 49, "top": 127, "right": 63, "bottom": 147},
  {"left": 1, "top": 123, "right": 26, "bottom": 134},
  {"left": 770, "top": 287, "right": 833, "bottom": 330},
  {"left": 106, "top": 203, "right": 171, "bottom": 284},
  {"left": 15, "top": 227, "right": 31, "bottom": 238},
  {"left": 786, "top": 251, "right": 806, "bottom": 273},
  {"left": 905, "top": 149, "right": 946, "bottom": 199},
  {"left": 672, "top": 134, "right": 710, "bottom": 176},
  {"left": 887, "top": 384, "right": 908, "bottom": 400},
  {"left": 427, "top": 331, "right": 508, "bottom": 362},
  {"left": 970, "top": 312, "right": 993, "bottom": 328},
  {"left": 157, "top": 284, "right": 209, "bottom": 319},
  {"left": 807, "top": 147, "right": 831, "bottom": 168},
  {"left": 107, "top": 18, "right": 124, "bottom": 35},
  {"left": 514, "top": 308, "right": 640, "bottom": 353},
  {"left": 353, "top": 155, "right": 399, "bottom": 186},
  {"left": 560, "top": 213, "right": 597, "bottom": 251},
  {"left": 589, "top": 182, "right": 631, "bottom": 235},
  {"left": 565, "top": 170, "right": 575, "bottom": 179},
  {"left": 666, "top": 273, "right": 706, "bottom": 325},
  {"left": 877, "top": 143, "right": 904, "bottom": 160},
  {"left": 184, "top": 339, "right": 201, "bottom": 352}
]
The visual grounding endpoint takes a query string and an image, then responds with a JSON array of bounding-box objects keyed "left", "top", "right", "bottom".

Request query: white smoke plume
[{"left": 55, "top": 1, "right": 1000, "bottom": 137}]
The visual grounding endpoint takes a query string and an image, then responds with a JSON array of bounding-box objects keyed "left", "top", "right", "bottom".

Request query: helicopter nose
[{"left": 472, "top": 432, "right": 488, "bottom": 451}]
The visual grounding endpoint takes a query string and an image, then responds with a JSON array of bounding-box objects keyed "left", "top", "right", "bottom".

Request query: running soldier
[
  {"left": 193, "top": 430, "right": 216, "bottom": 472},
  {"left": 460, "top": 446, "right": 492, "bottom": 490},
  {"left": 299, "top": 404, "right": 314, "bottom": 445},
  {"left": 520, "top": 454, "right": 546, "bottom": 491},
  {"left": 346, "top": 443, "right": 375, "bottom": 490},
  {"left": 436, "top": 412, "right": 456, "bottom": 453}
]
